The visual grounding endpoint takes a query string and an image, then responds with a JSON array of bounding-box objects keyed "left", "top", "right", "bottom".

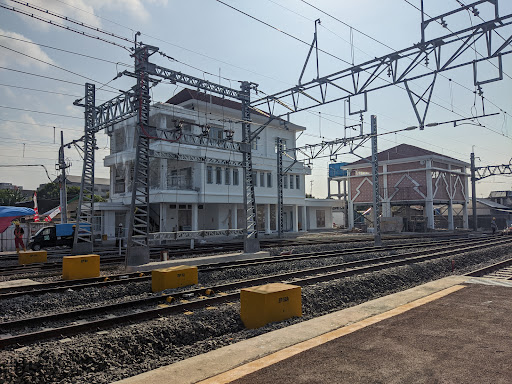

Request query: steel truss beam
[
  {"left": 154, "top": 128, "right": 249, "bottom": 152},
  {"left": 73, "top": 83, "right": 95, "bottom": 254},
  {"left": 251, "top": 13, "right": 512, "bottom": 127},
  {"left": 474, "top": 161, "right": 512, "bottom": 180},
  {"left": 149, "top": 150, "right": 242, "bottom": 167}
]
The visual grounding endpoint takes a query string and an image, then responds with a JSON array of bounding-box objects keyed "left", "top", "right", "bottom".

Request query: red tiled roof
[{"left": 347, "top": 144, "right": 465, "bottom": 166}]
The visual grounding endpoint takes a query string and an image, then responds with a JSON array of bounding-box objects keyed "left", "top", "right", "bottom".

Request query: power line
[
  {"left": 1, "top": 2, "right": 131, "bottom": 51},
  {"left": 294, "top": 0, "right": 511, "bottom": 119},
  {"left": 0, "top": 33, "right": 133, "bottom": 68},
  {"left": 215, "top": 0, "right": 351, "bottom": 65},
  {"left": 0, "top": 83, "right": 108, "bottom": 102},
  {"left": 0, "top": 43, "right": 121, "bottom": 92},
  {"left": 0, "top": 105, "right": 82, "bottom": 119}
]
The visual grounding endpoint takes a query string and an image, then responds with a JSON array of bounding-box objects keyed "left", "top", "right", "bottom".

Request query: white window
[
  {"left": 216, "top": 167, "right": 222, "bottom": 184},
  {"left": 267, "top": 172, "right": 272, "bottom": 188},
  {"left": 225, "top": 168, "right": 231, "bottom": 185},
  {"left": 296, "top": 175, "right": 300, "bottom": 189},
  {"left": 251, "top": 137, "right": 259, "bottom": 150},
  {"left": 260, "top": 172, "right": 265, "bottom": 187},
  {"left": 290, "top": 174, "right": 294, "bottom": 189},
  {"left": 207, "top": 166, "right": 213, "bottom": 184},
  {"left": 284, "top": 174, "right": 288, "bottom": 189},
  {"left": 233, "top": 169, "right": 239, "bottom": 185},
  {"left": 252, "top": 171, "right": 258, "bottom": 187}
]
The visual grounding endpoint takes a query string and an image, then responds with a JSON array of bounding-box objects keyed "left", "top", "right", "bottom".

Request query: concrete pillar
[
  {"left": 382, "top": 201, "right": 392, "bottom": 217},
  {"left": 265, "top": 204, "right": 271, "bottom": 234},
  {"left": 301, "top": 205, "right": 307, "bottom": 231},
  {"left": 161, "top": 158, "right": 168, "bottom": 190},
  {"left": 348, "top": 174, "right": 354, "bottom": 229},
  {"left": 425, "top": 160, "right": 435, "bottom": 230},
  {"left": 327, "top": 178, "right": 331, "bottom": 198},
  {"left": 462, "top": 201, "right": 469, "bottom": 229},
  {"left": 233, "top": 204, "right": 238, "bottom": 230},
  {"left": 382, "top": 164, "right": 390, "bottom": 217},
  {"left": 191, "top": 203, "right": 198, "bottom": 231},
  {"left": 160, "top": 203, "right": 167, "bottom": 232},
  {"left": 337, "top": 181, "right": 341, "bottom": 199},
  {"left": 448, "top": 201, "right": 454, "bottom": 230},
  {"left": 293, "top": 205, "right": 299, "bottom": 232}
]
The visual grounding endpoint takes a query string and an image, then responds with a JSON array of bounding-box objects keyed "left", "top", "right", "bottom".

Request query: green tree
[
  {"left": 37, "top": 183, "right": 81, "bottom": 201},
  {"left": 0, "top": 188, "right": 25, "bottom": 206}
]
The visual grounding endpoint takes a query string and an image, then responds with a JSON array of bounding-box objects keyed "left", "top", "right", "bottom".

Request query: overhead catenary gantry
[
  {"left": 251, "top": 1, "right": 512, "bottom": 128},
  {"left": 263, "top": 0, "right": 512, "bottom": 241},
  {"left": 72, "top": 38, "right": 262, "bottom": 261},
  {"left": 70, "top": 1, "right": 512, "bottom": 258},
  {"left": 470, "top": 153, "right": 512, "bottom": 230}
]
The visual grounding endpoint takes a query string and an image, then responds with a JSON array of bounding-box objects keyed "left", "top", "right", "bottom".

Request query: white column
[
  {"left": 448, "top": 201, "right": 454, "bottom": 230},
  {"left": 161, "top": 158, "right": 168, "bottom": 190},
  {"left": 301, "top": 205, "right": 307, "bottom": 231},
  {"left": 265, "top": 204, "right": 271, "bottom": 234},
  {"left": 233, "top": 204, "right": 238, "bottom": 230},
  {"left": 160, "top": 203, "right": 167, "bottom": 232},
  {"left": 191, "top": 203, "right": 198, "bottom": 231},
  {"left": 425, "top": 160, "right": 435, "bottom": 230},
  {"left": 348, "top": 174, "right": 354, "bottom": 229},
  {"left": 462, "top": 202, "right": 469, "bottom": 229},
  {"left": 293, "top": 204, "right": 299, "bottom": 232},
  {"left": 463, "top": 166, "right": 469, "bottom": 229}
]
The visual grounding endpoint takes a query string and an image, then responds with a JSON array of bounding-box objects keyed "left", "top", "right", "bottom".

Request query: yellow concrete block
[
  {"left": 18, "top": 250, "right": 47, "bottom": 265},
  {"left": 151, "top": 265, "right": 198, "bottom": 292},
  {"left": 62, "top": 254, "right": 100, "bottom": 280},
  {"left": 240, "top": 283, "right": 302, "bottom": 329}
]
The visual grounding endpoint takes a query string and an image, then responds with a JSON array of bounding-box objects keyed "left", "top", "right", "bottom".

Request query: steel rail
[
  {"left": 1, "top": 237, "right": 510, "bottom": 348},
  {"left": 0, "top": 236, "right": 480, "bottom": 298},
  {"left": 465, "top": 258, "right": 512, "bottom": 278}
]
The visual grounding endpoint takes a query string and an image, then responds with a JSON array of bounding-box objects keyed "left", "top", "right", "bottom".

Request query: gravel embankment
[{"left": 0, "top": 240, "right": 510, "bottom": 383}]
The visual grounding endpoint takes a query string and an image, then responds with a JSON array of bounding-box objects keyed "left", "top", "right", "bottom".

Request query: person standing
[
  {"left": 14, "top": 221, "right": 26, "bottom": 252},
  {"left": 490, "top": 217, "right": 498, "bottom": 235}
]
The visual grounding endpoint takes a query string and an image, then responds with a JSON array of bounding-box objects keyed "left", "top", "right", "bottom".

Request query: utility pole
[
  {"left": 470, "top": 151, "right": 478, "bottom": 231},
  {"left": 371, "top": 115, "right": 382, "bottom": 246},
  {"left": 58, "top": 131, "right": 68, "bottom": 223}
]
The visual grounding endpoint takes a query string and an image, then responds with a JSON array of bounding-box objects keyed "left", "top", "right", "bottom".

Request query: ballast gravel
[{"left": 0, "top": 240, "right": 510, "bottom": 383}]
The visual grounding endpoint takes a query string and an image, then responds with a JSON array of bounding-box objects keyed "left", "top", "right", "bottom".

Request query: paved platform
[{"left": 116, "top": 276, "right": 512, "bottom": 384}]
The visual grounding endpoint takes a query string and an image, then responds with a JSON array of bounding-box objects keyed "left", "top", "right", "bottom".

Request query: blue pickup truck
[{"left": 28, "top": 223, "right": 91, "bottom": 250}]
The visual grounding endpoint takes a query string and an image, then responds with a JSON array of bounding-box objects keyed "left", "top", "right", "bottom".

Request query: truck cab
[{"left": 28, "top": 223, "right": 90, "bottom": 250}]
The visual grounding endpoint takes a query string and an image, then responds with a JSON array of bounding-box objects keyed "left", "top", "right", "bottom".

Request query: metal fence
[{"left": 0, "top": 222, "right": 52, "bottom": 252}]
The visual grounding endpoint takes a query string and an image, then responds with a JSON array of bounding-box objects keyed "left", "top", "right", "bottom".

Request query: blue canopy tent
[{"left": 0, "top": 207, "right": 35, "bottom": 234}]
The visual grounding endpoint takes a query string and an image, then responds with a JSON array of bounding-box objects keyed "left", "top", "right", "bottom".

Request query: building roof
[
  {"left": 489, "top": 191, "right": 512, "bottom": 198},
  {"left": 476, "top": 198, "right": 511, "bottom": 209},
  {"left": 346, "top": 144, "right": 467, "bottom": 166},
  {"left": 166, "top": 88, "right": 249, "bottom": 113},
  {"left": 65, "top": 175, "right": 110, "bottom": 185}
]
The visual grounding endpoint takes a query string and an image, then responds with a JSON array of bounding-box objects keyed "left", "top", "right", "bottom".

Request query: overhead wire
[{"left": 1, "top": 2, "right": 132, "bottom": 52}]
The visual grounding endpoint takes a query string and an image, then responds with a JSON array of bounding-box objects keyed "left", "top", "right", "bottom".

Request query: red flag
[{"left": 33, "top": 192, "right": 39, "bottom": 222}]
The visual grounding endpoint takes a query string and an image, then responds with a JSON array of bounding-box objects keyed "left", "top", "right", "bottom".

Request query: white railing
[{"left": 148, "top": 228, "right": 244, "bottom": 243}]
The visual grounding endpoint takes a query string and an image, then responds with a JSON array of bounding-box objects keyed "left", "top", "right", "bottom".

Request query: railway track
[
  {"left": 465, "top": 258, "right": 512, "bottom": 280},
  {"left": 0, "top": 234, "right": 473, "bottom": 276},
  {"left": 0, "top": 236, "right": 490, "bottom": 297},
  {"left": 1, "top": 236, "right": 510, "bottom": 349}
]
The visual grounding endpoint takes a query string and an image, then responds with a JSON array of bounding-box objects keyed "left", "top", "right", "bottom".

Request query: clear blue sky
[{"left": 0, "top": 0, "right": 511, "bottom": 198}]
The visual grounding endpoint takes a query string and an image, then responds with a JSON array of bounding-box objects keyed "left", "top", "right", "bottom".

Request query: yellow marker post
[
  {"left": 62, "top": 254, "right": 100, "bottom": 280},
  {"left": 240, "top": 283, "right": 302, "bottom": 329},
  {"left": 151, "top": 265, "right": 198, "bottom": 292}
]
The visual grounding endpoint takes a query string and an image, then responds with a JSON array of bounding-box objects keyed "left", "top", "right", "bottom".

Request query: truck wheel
[{"left": 32, "top": 244, "right": 41, "bottom": 251}]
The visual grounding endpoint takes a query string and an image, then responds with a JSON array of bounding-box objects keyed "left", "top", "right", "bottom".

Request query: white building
[{"left": 97, "top": 89, "right": 334, "bottom": 241}]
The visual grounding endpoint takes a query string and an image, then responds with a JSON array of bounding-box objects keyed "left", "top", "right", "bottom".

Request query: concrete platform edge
[{"left": 114, "top": 275, "right": 469, "bottom": 384}]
